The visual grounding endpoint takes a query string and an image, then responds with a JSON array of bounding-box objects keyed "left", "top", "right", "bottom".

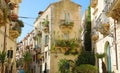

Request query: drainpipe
[
  {"left": 3, "top": 25, "right": 7, "bottom": 51},
  {"left": 114, "top": 20, "right": 118, "bottom": 70}
]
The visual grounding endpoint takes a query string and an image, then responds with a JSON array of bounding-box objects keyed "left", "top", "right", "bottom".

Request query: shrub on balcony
[
  {"left": 16, "top": 20, "right": 24, "bottom": 27},
  {"left": 42, "top": 19, "right": 49, "bottom": 27},
  {"left": 60, "top": 20, "right": 74, "bottom": 27},
  {"left": 54, "top": 39, "right": 79, "bottom": 55},
  {"left": 11, "top": 22, "right": 21, "bottom": 34}
]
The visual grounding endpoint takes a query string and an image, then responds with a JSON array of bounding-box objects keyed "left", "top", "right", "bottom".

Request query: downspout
[
  {"left": 114, "top": 20, "right": 118, "bottom": 70},
  {"left": 3, "top": 25, "right": 7, "bottom": 51}
]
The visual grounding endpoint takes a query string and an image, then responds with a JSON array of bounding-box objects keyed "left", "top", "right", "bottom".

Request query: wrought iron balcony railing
[{"left": 103, "top": 0, "right": 118, "bottom": 13}]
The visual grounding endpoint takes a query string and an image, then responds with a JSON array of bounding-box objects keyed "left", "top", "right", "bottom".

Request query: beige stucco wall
[
  {"left": 50, "top": 53, "right": 77, "bottom": 73},
  {"left": 52, "top": 1, "right": 81, "bottom": 40},
  {"left": 49, "top": 1, "right": 81, "bottom": 73}
]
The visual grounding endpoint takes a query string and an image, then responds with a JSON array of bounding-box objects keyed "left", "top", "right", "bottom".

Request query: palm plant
[
  {"left": 96, "top": 53, "right": 107, "bottom": 73},
  {"left": 58, "top": 59, "right": 70, "bottom": 73},
  {"left": 0, "top": 51, "right": 6, "bottom": 73},
  {"left": 23, "top": 51, "right": 32, "bottom": 73}
]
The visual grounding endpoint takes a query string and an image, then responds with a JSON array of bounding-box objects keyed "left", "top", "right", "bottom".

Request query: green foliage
[
  {"left": 56, "top": 39, "right": 79, "bottom": 48},
  {"left": 58, "top": 59, "right": 70, "bottom": 73},
  {"left": 84, "top": 6, "right": 92, "bottom": 51},
  {"left": 76, "top": 64, "right": 98, "bottom": 73},
  {"left": 96, "top": 53, "right": 106, "bottom": 59},
  {"left": 12, "top": 23, "right": 21, "bottom": 33},
  {"left": 61, "top": 21, "right": 74, "bottom": 26},
  {"left": 16, "top": 58, "right": 24, "bottom": 68},
  {"left": 55, "top": 39, "right": 79, "bottom": 55},
  {"left": 23, "top": 51, "right": 32, "bottom": 63},
  {"left": 0, "top": 51, "right": 6, "bottom": 63},
  {"left": 75, "top": 51, "right": 95, "bottom": 66},
  {"left": 16, "top": 20, "right": 24, "bottom": 27},
  {"left": 42, "top": 19, "right": 49, "bottom": 27},
  {"left": 87, "top": 6, "right": 91, "bottom": 21}
]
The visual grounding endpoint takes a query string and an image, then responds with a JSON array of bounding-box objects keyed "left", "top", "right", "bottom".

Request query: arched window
[{"left": 104, "top": 41, "right": 111, "bottom": 72}]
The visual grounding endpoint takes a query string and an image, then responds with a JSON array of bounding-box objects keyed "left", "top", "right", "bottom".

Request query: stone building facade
[
  {"left": 91, "top": 0, "right": 120, "bottom": 73},
  {"left": 0, "top": 0, "right": 22, "bottom": 72},
  {"left": 34, "top": 0, "right": 82, "bottom": 73}
]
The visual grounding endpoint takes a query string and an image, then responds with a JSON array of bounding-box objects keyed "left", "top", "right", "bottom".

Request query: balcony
[
  {"left": 43, "top": 26, "right": 49, "bottom": 33},
  {"left": 42, "top": 19, "right": 49, "bottom": 33},
  {"left": 91, "top": 0, "right": 98, "bottom": 8},
  {"left": 35, "top": 30, "right": 42, "bottom": 37},
  {"left": 99, "top": 23, "right": 110, "bottom": 36},
  {"left": 59, "top": 20, "right": 74, "bottom": 32},
  {"left": 92, "top": 31, "right": 99, "bottom": 42},
  {"left": 104, "top": 0, "right": 120, "bottom": 20},
  {"left": 9, "top": 12, "right": 18, "bottom": 21},
  {"left": 8, "top": 2, "right": 17, "bottom": 10},
  {"left": 9, "top": 20, "right": 24, "bottom": 39},
  {"left": 94, "top": 13, "right": 110, "bottom": 36},
  {"left": 51, "top": 39, "right": 79, "bottom": 55},
  {"left": 9, "top": 28, "right": 20, "bottom": 39}
]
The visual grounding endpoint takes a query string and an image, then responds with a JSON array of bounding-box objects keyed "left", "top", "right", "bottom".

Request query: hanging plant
[
  {"left": 16, "top": 20, "right": 24, "bottom": 27},
  {"left": 8, "top": 2, "right": 17, "bottom": 10}
]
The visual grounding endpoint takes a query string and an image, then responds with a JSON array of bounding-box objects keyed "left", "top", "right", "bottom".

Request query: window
[
  {"left": 45, "top": 35, "right": 49, "bottom": 45},
  {"left": 64, "top": 10, "right": 71, "bottom": 24}
]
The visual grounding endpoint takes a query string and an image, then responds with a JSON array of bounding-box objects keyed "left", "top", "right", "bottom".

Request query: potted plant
[
  {"left": 8, "top": 2, "right": 17, "bottom": 10},
  {"left": 16, "top": 20, "right": 24, "bottom": 27},
  {"left": 42, "top": 19, "right": 49, "bottom": 27},
  {"left": 60, "top": 19, "right": 74, "bottom": 29}
]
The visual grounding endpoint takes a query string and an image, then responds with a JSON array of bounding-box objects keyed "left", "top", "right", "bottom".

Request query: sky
[{"left": 17, "top": 0, "right": 90, "bottom": 42}]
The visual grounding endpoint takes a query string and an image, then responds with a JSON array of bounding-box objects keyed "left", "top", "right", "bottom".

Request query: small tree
[
  {"left": 58, "top": 59, "right": 70, "bottom": 73},
  {"left": 0, "top": 51, "right": 6, "bottom": 73},
  {"left": 75, "top": 51, "right": 95, "bottom": 66},
  {"left": 23, "top": 51, "right": 32, "bottom": 73}
]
